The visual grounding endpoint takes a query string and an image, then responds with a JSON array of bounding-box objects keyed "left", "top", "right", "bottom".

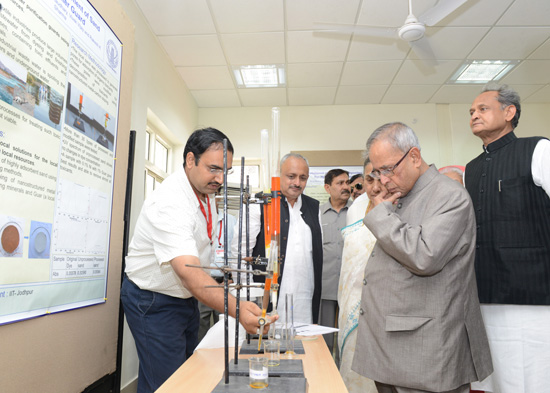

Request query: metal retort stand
[{"left": 187, "top": 139, "right": 307, "bottom": 392}]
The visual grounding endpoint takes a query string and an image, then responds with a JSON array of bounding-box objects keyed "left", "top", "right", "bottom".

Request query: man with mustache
[
  {"left": 121, "top": 128, "right": 270, "bottom": 393},
  {"left": 237, "top": 153, "right": 323, "bottom": 325},
  {"left": 319, "top": 168, "right": 352, "bottom": 363}
]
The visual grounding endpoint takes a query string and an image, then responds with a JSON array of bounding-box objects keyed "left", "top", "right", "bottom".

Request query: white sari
[{"left": 338, "top": 196, "right": 378, "bottom": 393}]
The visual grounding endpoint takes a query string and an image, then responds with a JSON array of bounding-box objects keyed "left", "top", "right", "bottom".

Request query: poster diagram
[{"left": 0, "top": 0, "right": 122, "bottom": 325}]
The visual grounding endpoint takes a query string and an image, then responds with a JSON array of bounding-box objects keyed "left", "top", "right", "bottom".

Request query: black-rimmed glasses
[{"left": 369, "top": 148, "right": 412, "bottom": 180}]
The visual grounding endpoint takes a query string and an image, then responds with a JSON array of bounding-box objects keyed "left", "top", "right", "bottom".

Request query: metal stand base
[
  {"left": 239, "top": 339, "right": 305, "bottom": 355},
  {"left": 228, "top": 359, "right": 304, "bottom": 377},
  {"left": 211, "top": 375, "right": 307, "bottom": 392}
]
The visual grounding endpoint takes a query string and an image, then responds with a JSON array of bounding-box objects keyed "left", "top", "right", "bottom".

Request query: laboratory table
[{"left": 156, "top": 335, "right": 348, "bottom": 393}]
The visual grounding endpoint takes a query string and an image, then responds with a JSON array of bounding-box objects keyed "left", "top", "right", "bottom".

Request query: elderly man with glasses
[{"left": 351, "top": 122, "right": 493, "bottom": 393}]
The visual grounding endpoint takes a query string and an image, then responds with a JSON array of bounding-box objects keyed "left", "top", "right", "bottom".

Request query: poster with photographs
[{"left": 0, "top": 0, "right": 122, "bottom": 324}]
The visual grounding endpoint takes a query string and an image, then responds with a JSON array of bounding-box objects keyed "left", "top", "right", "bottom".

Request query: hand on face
[
  {"left": 368, "top": 140, "right": 421, "bottom": 198},
  {"left": 371, "top": 188, "right": 401, "bottom": 207}
]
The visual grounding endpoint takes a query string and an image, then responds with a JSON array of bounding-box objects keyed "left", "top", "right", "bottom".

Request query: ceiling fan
[{"left": 316, "top": 0, "right": 469, "bottom": 64}]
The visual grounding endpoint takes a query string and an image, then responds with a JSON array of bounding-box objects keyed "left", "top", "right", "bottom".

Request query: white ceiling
[{"left": 134, "top": 0, "right": 550, "bottom": 108}]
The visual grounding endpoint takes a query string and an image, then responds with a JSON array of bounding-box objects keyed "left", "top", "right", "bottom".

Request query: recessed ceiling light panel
[
  {"left": 233, "top": 65, "right": 286, "bottom": 88},
  {"left": 448, "top": 60, "right": 519, "bottom": 84}
]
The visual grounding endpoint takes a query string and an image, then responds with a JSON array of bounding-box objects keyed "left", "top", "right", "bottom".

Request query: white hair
[{"left": 366, "top": 122, "right": 420, "bottom": 155}]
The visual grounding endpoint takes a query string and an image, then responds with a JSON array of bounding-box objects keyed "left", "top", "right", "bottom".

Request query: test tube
[
  {"left": 285, "top": 293, "right": 295, "bottom": 355},
  {"left": 260, "top": 129, "right": 270, "bottom": 193}
]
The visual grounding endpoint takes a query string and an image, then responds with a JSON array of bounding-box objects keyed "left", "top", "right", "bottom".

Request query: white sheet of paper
[
  {"left": 294, "top": 324, "right": 339, "bottom": 336},
  {"left": 195, "top": 314, "right": 246, "bottom": 350}
]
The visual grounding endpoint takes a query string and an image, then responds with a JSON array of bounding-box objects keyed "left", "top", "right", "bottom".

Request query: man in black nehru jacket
[{"left": 466, "top": 84, "right": 550, "bottom": 393}]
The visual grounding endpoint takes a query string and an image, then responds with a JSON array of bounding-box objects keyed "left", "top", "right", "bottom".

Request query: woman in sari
[{"left": 338, "top": 159, "right": 385, "bottom": 393}]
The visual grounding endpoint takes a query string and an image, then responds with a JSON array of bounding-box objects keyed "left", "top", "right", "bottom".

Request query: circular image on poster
[
  {"left": 1, "top": 222, "right": 23, "bottom": 257},
  {"left": 29, "top": 226, "right": 51, "bottom": 258}
]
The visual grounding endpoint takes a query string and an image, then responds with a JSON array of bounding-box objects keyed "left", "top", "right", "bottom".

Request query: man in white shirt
[
  {"left": 233, "top": 153, "right": 323, "bottom": 324},
  {"left": 121, "top": 128, "right": 271, "bottom": 393},
  {"left": 198, "top": 209, "right": 237, "bottom": 341}
]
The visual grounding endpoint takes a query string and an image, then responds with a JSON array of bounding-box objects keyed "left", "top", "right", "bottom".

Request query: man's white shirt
[{"left": 125, "top": 167, "right": 216, "bottom": 298}]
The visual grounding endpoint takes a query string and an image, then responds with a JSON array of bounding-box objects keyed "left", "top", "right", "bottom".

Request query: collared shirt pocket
[{"left": 322, "top": 225, "right": 339, "bottom": 245}]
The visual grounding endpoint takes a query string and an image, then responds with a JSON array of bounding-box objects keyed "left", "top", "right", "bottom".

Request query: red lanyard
[
  {"left": 195, "top": 192, "right": 212, "bottom": 242},
  {"left": 218, "top": 222, "right": 223, "bottom": 247}
]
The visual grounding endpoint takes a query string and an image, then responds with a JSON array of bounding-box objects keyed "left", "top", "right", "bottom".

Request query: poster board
[
  {"left": 0, "top": 0, "right": 134, "bottom": 391},
  {"left": 293, "top": 150, "right": 364, "bottom": 204},
  {"left": 0, "top": 0, "right": 122, "bottom": 325}
]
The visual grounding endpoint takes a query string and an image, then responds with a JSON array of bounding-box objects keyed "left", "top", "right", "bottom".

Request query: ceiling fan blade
[
  {"left": 418, "top": 0, "right": 468, "bottom": 26},
  {"left": 314, "top": 22, "right": 397, "bottom": 39},
  {"left": 409, "top": 37, "right": 438, "bottom": 67}
]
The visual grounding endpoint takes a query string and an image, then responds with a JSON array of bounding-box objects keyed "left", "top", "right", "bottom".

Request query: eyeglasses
[
  {"left": 197, "top": 158, "right": 234, "bottom": 175},
  {"left": 351, "top": 183, "right": 363, "bottom": 191},
  {"left": 207, "top": 166, "right": 234, "bottom": 175},
  {"left": 369, "top": 148, "right": 412, "bottom": 180}
]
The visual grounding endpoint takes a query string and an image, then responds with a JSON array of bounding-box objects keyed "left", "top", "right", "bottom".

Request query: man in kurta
[
  {"left": 234, "top": 153, "right": 323, "bottom": 324},
  {"left": 466, "top": 84, "right": 550, "bottom": 393},
  {"left": 351, "top": 122, "right": 493, "bottom": 393}
]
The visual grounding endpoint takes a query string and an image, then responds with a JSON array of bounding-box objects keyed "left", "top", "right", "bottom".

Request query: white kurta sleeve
[{"left": 532, "top": 139, "right": 550, "bottom": 198}]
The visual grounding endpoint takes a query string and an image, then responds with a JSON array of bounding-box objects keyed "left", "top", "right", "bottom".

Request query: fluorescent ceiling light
[
  {"left": 233, "top": 65, "right": 286, "bottom": 88},
  {"left": 448, "top": 60, "right": 519, "bottom": 84}
]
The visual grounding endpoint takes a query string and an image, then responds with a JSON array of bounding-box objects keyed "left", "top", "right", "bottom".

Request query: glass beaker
[
  {"left": 249, "top": 357, "right": 268, "bottom": 388},
  {"left": 264, "top": 340, "right": 280, "bottom": 366}
]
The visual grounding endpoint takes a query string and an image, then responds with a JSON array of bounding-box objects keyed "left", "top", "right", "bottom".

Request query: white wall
[
  {"left": 200, "top": 102, "right": 550, "bottom": 169},
  {"left": 200, "top": 105, "right": 440, "bottom": 166},
  {"left": 115, "top": 0, "right": 199, "bottom": 390},
  {"left": 117, "top": 0, "right": 198, "bottom": 221}
]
